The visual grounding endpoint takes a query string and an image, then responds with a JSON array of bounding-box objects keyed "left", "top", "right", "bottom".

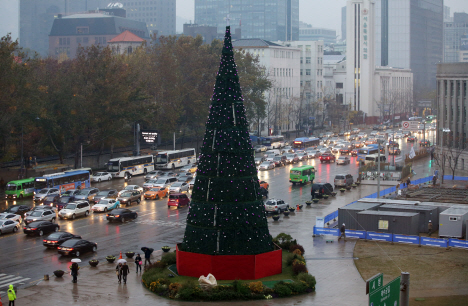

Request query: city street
[{"left": 0, "top": 128, "right": 434, "bottom": 296}]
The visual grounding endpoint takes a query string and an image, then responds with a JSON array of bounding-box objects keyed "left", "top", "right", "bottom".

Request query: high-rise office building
[
  {"left": 19, "top": 0, "right": 108, "bottom": 56},
  {"left": 119, "top": 0, "right": 176, "bottom": 37},
  {"left": 195, "top": 0, "right": 299, "bottom": 41},
  {"left": 374, "top": 0, "right": 443, "bottom": 95},
  {"left": 298, "top": 22, "right": 336, "bottom": 45},
  {"left": 341, "top": 6, "right": 347, "bottom": 41},
  {"left": 444, "top": 13, "right": 468, "bottom": 63}
]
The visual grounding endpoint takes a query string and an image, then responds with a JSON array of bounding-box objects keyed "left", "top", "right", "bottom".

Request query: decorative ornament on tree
[{"left": 181, "top": 26, "right": 273, "bottom": 256}]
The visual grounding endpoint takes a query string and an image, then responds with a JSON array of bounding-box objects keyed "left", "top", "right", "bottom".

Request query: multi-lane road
[{"left": 0, "top": 128, "right": 432, "bottom": 294}]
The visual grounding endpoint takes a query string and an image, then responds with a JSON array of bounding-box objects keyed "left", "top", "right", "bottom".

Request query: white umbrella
[
  {"left": 116, "top": 259, "right": 127, "bottom": 264},
  {"left": 71, "top": 258, "right": 81, "bottom": 263}
]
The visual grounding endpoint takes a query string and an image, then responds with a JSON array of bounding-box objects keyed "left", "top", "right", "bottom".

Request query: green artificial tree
[{"left": 181, "top": 26, "right": 274, "bottom": 255}]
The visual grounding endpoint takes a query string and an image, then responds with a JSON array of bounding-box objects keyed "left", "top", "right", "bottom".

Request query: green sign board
[
  {"left": 369, "top": 276, "right": 400, "bottom": 306},
  {"left": 366, "top": 273, "right": 383, "bottom": 294}
]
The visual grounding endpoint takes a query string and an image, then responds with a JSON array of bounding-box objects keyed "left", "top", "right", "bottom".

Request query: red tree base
[{"left": 176, "top": 244, "right": 282, "bottom": 280}]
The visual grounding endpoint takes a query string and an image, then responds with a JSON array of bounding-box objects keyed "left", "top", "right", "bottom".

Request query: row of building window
[
  {"left": 297, "top": 45, "right": 323, "bottom": 53},
  {"left": 273, "top": 87, "right": 293, "bottom": 99},
  {"left": 273, "top": 68, "right": 293, "bottom": 77},
  {"left": 55, "top": 47, "right": 70, "bottom": 55},
  {"left": 300, "top": 69, "right": 322, "bottom": 76},
  {"left": 300, "top": 57, "right": 323, "bottom": 65},
  {"left": 274, "top": 50, "right": 294, "bottom": 59},
  {"left": 59, "top": 38, "right": 70, "bottom": 46},
  {"left": 442, "top": 80, "right": 467, "bottom": 97}
]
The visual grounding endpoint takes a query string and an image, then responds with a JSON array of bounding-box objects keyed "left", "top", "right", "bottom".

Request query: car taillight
[
  {"left": 115, "top": 215, "right": 120, "bottom": 218},
  {"left": 106, "top": 214, "right": 109, "bottom": 217},
  {"left": 275, "top": 206, "right": 278, "bottom": 208},
  {"left": 43, "top": 239, "right": 47, "bottom": 242},
  {"left": 30, "top": 228, "right": 37, "bottom": 230}
]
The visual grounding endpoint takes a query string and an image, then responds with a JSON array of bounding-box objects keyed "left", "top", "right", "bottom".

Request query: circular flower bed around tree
[{"left": 142, "top": 234, "right": 316, "bottom": 301}]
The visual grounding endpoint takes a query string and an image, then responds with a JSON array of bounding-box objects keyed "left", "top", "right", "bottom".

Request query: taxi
[
  {"left": 144, "top": 187, "right": 169, "bottom": 200},
  {"left": 259, "top": 180, "right": 269, "bottom": 190}
]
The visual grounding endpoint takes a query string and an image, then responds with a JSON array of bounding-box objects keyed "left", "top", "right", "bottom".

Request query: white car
[
  {"left": 168, "top": 182, "right": 190, "bottom": 193},
  {"left": 25, "top": 205, "right": 57, "bottom": 217},
  {"left": 143, "top": 179, "right": 159, "bottom": 191},
  {"left": 118, "top": 185, "right": 143, "bottom": 196},
  {"left": 145, "top": 170, "right": 165, "bottom": 180},
  {"left": 336, "top": 156, "right": 351, "bottom": 165},
  {"left": 92, "top": 172, "right": 113, "bottom": 182},
  {"left": 24, "top": 210, "right": 56, "bottom": 224},
  {"left": 34, "top": 188, "right": 60, "bottom": 203},
  {"left": 254, "top": 145, "right": 267, "bottom": 152},
  {"left": 91, "top": 198, "right": 120, "bottom": 212},
  {"left": 0, "top": 219, "right": 20, "bottom": 235},
  {"left": 259, "top": 161, "right": 275, "bottom": 170},
  {"left": 0, "top": 213, "right": 22, "bottom": 223}
]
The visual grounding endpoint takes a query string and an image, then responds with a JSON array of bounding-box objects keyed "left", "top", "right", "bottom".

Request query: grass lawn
[
  {"left": 353, "top": 240, "right": 468, "bottom": 305},
  {"left": 144, "top": 250, "right": 294, "bottom": 288}
]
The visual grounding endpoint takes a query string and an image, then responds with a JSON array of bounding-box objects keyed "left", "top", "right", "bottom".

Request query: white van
[
  {"left": 264, "top": 149, "right": 281, "bottom": 157},
  {"left": 364, "top": 154, "right": 387, "bottom": 165}
]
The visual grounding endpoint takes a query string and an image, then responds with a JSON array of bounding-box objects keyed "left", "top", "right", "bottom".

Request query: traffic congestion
[{"left": 0, "top": 123, "right": 434, "bottom": 294}]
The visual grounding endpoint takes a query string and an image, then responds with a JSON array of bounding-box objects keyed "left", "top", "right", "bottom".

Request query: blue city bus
[
  {"left": 262, "top": 136, "right": 284, "bottom": 149},
  {"left": 34, "top": 170, "right": 91, "bottom": 194},
  {"left": 357, "top": 147, "right": 379, "bottom": 164},
  {"left": 293, "top": 137, "right": 320, "bottom": 149}
]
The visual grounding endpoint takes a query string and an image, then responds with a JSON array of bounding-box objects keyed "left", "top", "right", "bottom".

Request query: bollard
[{"left": 44, "top": 274, "right": 49, "bottom": 281}]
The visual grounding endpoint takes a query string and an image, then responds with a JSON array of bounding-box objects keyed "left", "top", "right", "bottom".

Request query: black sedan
[
  {"left": 43, "top": 194, "right": 60, "bottom": 207},
  {"left": 106, "top": 208, "right": 138, "bottom": 223},
  {"left": 56, "top": 196, "right": 74, "bottom": 211},
  {"left": 57, "top": 238, "right": 97, "bottom": 257},
  {"left": 4, "top": 205, "right": 31, "bottom": 218},
  {"left": 23, "top": 221, "right": 60, "bottom": 236},
  {"left": 43, "top": 231, "right": 82, "bottom": 248}
]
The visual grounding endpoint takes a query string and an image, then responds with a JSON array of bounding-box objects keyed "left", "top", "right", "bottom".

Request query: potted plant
[
  {"left": 351, "top": 184, "right": 357, "bottom": 188},
  {"left": 283, "top": 210, "right": 290, "bottom": 216},
  {"left": 305, "top": 201, "right": 312, "bottom": 206},
  {"left": 298, "top": 204, "right": 303, "bottom": 209},
  {"left": 312, "top": 198, "right": 319, "bottom": 203},
  {"left": 53, "top": 270, "right": 65, "bottom": 278},
  {"left": 340, "top": 188, "right": 346, "bottom": 193},
  {"left": 106, "top": 255, "right": 116, "bottom": 263},
  {"left": 356, "top": 181, "right": 361, "bottom": 186},
  {"left": 272, "top": 214, "right": 280, "bottom": 221},
  {"left": 331, "top": 192, "right": 337, "bottom": 196},
  {"left": 323, "top": 194, "right": 329, "bottom": 199},
  {"left": 161, "top": 246, "right": 171, "bottom": 253},
  {"left": 288, "top": 207, "right": 295, "bottom": 212},
  {"left": 89, "top": 259, "right": 99, "bottom": 267},
  {"left": 125, "top": 251, "right": 135, "bottom": 258},
  {"left": 346, "top": 185, "right": 352, "bottom": 191}
]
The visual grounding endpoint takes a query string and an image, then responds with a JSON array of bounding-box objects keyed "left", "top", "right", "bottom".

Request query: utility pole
[
  {"left": 377, "top": 140, "right": 383, "bottom": 198},
  {"left": 400, "top": 272, "right": 410, "bottom": 306}
]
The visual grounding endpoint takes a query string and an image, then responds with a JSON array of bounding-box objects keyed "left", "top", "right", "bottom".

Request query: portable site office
[
  {"left": 356, "top": 211, "right": 420, "bottom": 236},
  {"left": 439, "top": 207, "right": 468, "bottom": 238},
  {"left": 338, "top": 202, "right": 382, "bottom": 230},
  {"left": 378, "top": 204, "right": 439, "bottom": 233}
]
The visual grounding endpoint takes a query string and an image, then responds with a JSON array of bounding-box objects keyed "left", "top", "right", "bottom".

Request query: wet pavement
[{"left": 0, "top": 129, "right": 438, "bottom": 305}]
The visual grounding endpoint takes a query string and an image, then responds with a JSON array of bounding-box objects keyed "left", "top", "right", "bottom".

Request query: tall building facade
[
  {"left": 298, "top": 22, "right": 336, "bottom": 45},
  {"left": 436, "top": 63, "right": 468, "bottom": 171},
  {"left": 119, "top": 0, "right": 176, "bottom": 37},
  {"left": 20, "top": 0, "right": 107, "bottom": 56},
  {"left": 232, "top": 39, "right": 301, "bottom": 135},
  {"left": 346, "top": 0, "right": 376, "bottom": 117},
  {"left": 195, "top": 0, "right": 299, "bottom": 41},
  {"left": 374, "top": 0, "right": 443, "bottom": 95},
  {"left": 444, "top": 13, "right": 468, "bottom": 63},
  {"left": 341, "top": 6, "right": 347, "bottom": 41}
]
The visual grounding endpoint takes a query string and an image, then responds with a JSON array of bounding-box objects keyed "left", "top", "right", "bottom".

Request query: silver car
[
  {"left": 143, "top": 179, "right": 159, "bottom": 191},
  {"left": 259, "top": 161, "right": 275, "bottom": 170},
  {"left": 24, "top": 210, "right": 56, "bottom": 224},
  {"left": 145, "top": 170, "right": 164, "bottom": 180},
  {"left": 0, "top": 219, "right": 20, "bottom": 235},
  {"left": 168, "top": 182, "right": 190, "bottom": 193},
  {"left": 25, "top": 205, "right": 57, "bottom": 217},
  {"left": 34, "top": 188, "right": 60, "bottom": 203},
  {"left": 264, "top": 199, "right": 289, "bottom": 214},
  {"left": 0, "top": 213, "right": 23, "bottom": 223}
]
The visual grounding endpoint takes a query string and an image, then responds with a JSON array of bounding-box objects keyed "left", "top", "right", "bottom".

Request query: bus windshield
[
  {"left": 107, "top": 161, "right": 120, "bottom": 172},
  {"left": 5, "top": 184, "right": 17, "bottom": 191},
  {"left": 35, "top": 180, "right": 48, "bottom": 190},
  {"left": 156, "top": 154, "right": 168, "bottom": 164},
  {"left": 291, "top": 170, "right": 301, "bottom": 175}
]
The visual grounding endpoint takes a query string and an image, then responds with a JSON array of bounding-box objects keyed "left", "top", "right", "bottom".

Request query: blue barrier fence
[
  {"left": 324, "top": 210, "right": 338, "bottom": 224},
  {"left": 393, "top": 234, "right": 420, "bottom": 245},
  {"left": 420, "top": 237, "right": 448, "bottom": 248},
  {"left": 448, "top": 239, "right": 468, "bottom": 249}
]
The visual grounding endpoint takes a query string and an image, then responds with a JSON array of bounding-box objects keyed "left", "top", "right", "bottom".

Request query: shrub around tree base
[{"left": 142, "top": 233, "right": 317, "bottom": 301}]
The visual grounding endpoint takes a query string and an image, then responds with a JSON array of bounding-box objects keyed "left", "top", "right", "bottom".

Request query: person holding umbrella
[
  {"left": 115, "top": 258, "right": 128, "bottom": 284},
  {"left": 70, "top": 259, "right": 81, "bottom": 283},
  {"left": 141, "top": 247, "right": 154, "bottom": 266},
  {"left": 116, "top": 262, "right": 123, "bottom": 284}
]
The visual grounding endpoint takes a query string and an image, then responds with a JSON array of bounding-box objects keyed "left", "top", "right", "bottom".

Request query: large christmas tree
[{"left": 181, "top": 26, "right": 274, "bottom": 255}]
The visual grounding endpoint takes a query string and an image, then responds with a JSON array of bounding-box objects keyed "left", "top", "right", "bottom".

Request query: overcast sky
[{"left": 0, "top": 0, "right": 467, "bottom": 40}]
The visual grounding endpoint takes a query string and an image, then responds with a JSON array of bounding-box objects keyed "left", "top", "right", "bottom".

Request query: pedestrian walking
[
  {"left": 428, "top": 220, "right": 433, "bottom": 237},
  {"left": 70, "top": 262, "right": 79, "bottom": 283},
  {"left": 116, "top": 263, "right": 123, "bottom": 284},
  {"left": 7, "top": 284, "right": 16, "bottom": 306},
  {"left": 142, "top": 247, "right": 154, "bottom": 266},
  {"left": 338, "top": 223, "right": 346, "bottom": 241},
  {"left": 135, "top": 253, "right": 142, "bottom": 273},
  {"left": 122, "top": 262, "right": 130, "bottom": 283},
  {"left": 432, "top": 175, "right": 437, "bottom": 186}
]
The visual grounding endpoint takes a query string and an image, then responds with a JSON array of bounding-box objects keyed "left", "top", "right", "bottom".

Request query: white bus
[
  {"left": 107, "top": 155, "right": 154, "bottom": 178},
  {"left": 155, "top": 148, "right": 196, "bottom": 170}
]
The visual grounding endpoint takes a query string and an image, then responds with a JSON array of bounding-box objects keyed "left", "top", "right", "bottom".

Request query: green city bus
[
  {"left": 289, "top": 165, "right": 315, "bottom": 185},
  {"left": 5, "top": 177, "right": 35, "bottom": 200}
]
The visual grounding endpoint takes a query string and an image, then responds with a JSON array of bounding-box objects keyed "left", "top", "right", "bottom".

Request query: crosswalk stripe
[
  {"left": 0, "top": 278, "right": 30, "bottom": 289},
  {"left": 0, "top": 274, "right": 7, "bottom": 277},
  {"left": 0, "top": 275, "right": 18, "bottom": 284}
]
